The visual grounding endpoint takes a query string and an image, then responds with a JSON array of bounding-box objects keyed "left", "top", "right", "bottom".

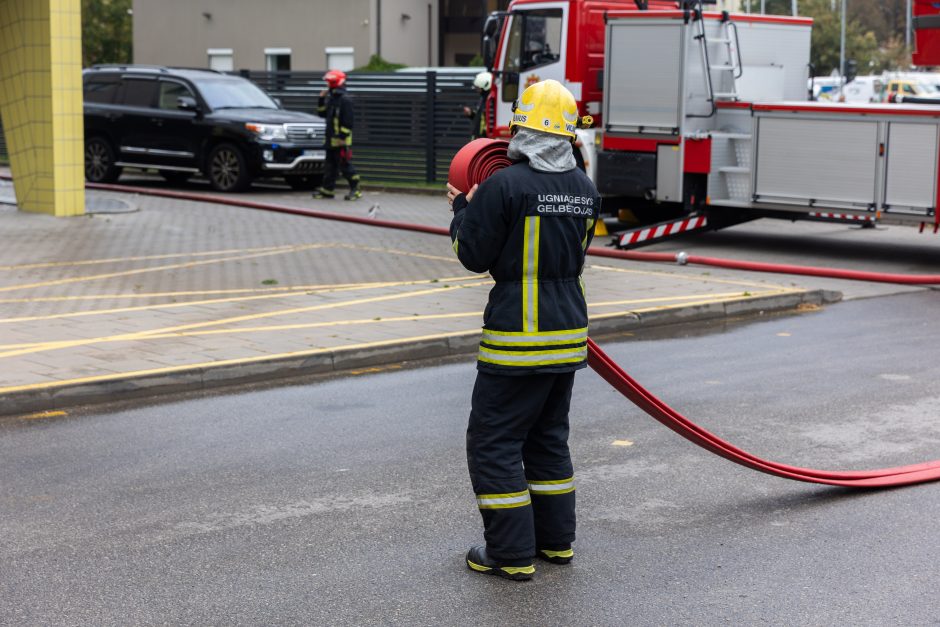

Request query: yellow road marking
[
  {"left": 0, "top": 281, "right": 492, "bottom": 360},
  {"left": 0, "top": 244, "right": 312, "bottom": 271},
  {"left": 588, "top": 289, "right": 789, "bottom": 308},
  {"left": 349, "top": 365, "right": 404, "bottom": 375},
  {"left": 590, "top": 289, "right": 804, "bottom": 321},
  {"left": 19, "top": 410, "right": 68, "bottom": 420},
  {"left": 588, "top": 263, "right": 792, "bottom": 291},
  {"left": 0, "top": 275, "right": 481, "bottom": 304},
  {"left": 0, "top": 329, "right": 483, "bottom": 395},
  {"left": 0, "top": 289, "right": 798, "bottom": 351},
  {"left": 0, "top": 244, "right": 332, "bottom": 293},
  {"left": 0, "top": 312, "right": 485, "bottom": 350},
  {"left": 0, "top": 276, "right": 482, "bottom": 324},
  {"left": 612, "top": 439, "right": 634, "bottom": 447},
  {"left": 331, "top": 242, "right": 460, "bottom": 264}
]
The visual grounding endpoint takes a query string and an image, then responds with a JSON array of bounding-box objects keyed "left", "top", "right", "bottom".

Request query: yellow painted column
[{"left": 0, "top": 0, "right": 84, "bottom": 216}]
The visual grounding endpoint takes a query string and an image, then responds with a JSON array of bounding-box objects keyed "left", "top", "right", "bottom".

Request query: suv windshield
[{"left": 194, "top": 77, "right": 278, "bottom": 110}]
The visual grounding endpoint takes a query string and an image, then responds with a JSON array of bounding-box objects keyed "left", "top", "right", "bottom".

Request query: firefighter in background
[
  {"left": 313, "top": 69, "right": 362, "bottom": 201},
  {"left": 447, "top": 79, "right": 598, "bottom": 581},
  {"left": 461, "top": 71, "right": 493, "bottom": 139}
]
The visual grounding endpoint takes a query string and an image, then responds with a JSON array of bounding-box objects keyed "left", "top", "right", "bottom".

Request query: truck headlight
[{"left": 245, "top": 123, "right": 287, "bottom": 141}]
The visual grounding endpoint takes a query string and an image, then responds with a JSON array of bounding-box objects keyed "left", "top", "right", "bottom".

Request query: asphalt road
[{"left": 3, "top": 290, "right": 940, "bottom": 625}]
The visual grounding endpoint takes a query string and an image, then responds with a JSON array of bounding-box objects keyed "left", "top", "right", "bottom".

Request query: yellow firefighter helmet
[{"left": 509, "top": 79, "right": 592, "bottom": 139}]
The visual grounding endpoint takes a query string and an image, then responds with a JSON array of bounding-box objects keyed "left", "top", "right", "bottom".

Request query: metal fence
[
  {"left": 0, "top": 70, "right": 481, "bottom": 183},
  {"left": 243, "top": 70, "right": 479, "bottom": 184}
]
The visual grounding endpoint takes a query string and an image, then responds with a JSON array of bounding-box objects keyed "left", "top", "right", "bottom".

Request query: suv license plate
[{"left": 303, "top": 149, "right": 326, "bottom": 159}]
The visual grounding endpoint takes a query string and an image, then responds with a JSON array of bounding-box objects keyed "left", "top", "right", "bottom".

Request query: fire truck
[{"left": 480, "top": 0, "right": 940, "bottom": 248}]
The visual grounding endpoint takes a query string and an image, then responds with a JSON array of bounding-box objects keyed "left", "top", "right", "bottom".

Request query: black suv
[{"left": 83, "top": 65, "right": 326, "bottom": 192}]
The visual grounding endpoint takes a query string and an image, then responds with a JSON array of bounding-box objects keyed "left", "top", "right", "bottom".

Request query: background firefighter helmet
[
  {"left": 323, "top": 69, "right": 347, "bottom": 89},
  {"left": 473, "top": 71, "right": 493, "bottom": 92},
  {"left": 509, "top": 79, "right": 592, "bottom": 139}
]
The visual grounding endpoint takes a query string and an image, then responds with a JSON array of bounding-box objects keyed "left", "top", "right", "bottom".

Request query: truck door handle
[{"left": 149, "top": 118, "right": 164, "bottom": 126}]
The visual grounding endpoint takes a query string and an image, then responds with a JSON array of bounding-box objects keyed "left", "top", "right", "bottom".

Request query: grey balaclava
[{"left": 507, "top": 126, "right": 577, "bottom": 173}]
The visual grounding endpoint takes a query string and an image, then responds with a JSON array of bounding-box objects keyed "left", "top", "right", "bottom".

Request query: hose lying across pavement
[
  {"left": 589, "top": 248, "right": 940, "bottom": 286},
  {"left": 8, "top": 149, "right": 938, "bottom": 487},
  {"left": 452, "top": 139, "right": 940, "bottom": 489}
]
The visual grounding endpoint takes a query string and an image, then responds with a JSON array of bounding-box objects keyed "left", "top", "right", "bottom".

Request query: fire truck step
[
  {"left": 613, "top": 214, "right": 710, "bottom": 249},
  {"left": 719, "top": 166, "right": 750, "bottom": 173}
]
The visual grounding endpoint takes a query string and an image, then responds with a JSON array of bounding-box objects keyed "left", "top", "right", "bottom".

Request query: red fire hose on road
[
  {"left": 450, "top": 139, "right": 940, "bottom": 489},
  {"left": 588, "top": 248, "right": 940, "bottom": 285},
  {"left": 8, "top": 149, "right": 938, "bottom": 486}
]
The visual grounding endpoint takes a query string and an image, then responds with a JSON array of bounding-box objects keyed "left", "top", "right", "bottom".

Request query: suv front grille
[{"left": 285, "top": 124, "right": 326, "bottom": 144}]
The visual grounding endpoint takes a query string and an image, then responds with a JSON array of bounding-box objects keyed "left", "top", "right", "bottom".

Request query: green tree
[
  {"left": 82, "top": 0, "right": 132, "bottom": 67},
  {"left": 739, "top": 0, "right": 889, "bottom": 74}
]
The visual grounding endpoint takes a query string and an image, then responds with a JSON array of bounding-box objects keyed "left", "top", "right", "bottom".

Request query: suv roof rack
[
  {"left": 89, "top": 64, "right": 223, "bottom": 75},
  {"left": 90, "top": 64, "right": 169, "bottom": 72}
]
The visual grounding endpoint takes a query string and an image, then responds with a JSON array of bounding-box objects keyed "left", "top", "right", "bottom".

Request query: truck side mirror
[
  {"left": 483, "top": 35, "right": 497, "bottom": 70},
  {"left": 481, "top": 12, "right": 507, "bottom": 70},
  {"left": 177, "top": 96, "right": 199, "bottom": 112}
]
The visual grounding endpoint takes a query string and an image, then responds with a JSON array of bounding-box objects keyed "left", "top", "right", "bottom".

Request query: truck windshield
[
  {"left": 194, "top": 78, "right": 278, "bottom": 110},
  {"left": 501, "top": 9, "right": 563, "bottom": 102}
]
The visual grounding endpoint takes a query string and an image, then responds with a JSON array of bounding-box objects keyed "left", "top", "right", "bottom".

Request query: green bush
[{"left": 355, "top": 54, "right": 407, "bottom": 72}]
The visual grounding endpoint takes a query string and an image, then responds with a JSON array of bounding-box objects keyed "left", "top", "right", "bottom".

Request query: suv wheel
[
  {"left": 207, "top": 143, "right": 250, "bottom": 192},
  {"left": 84, "top": 136, "right": 122, "bottom": 183}
]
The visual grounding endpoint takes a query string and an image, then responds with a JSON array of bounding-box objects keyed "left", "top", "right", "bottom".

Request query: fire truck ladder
[{"left": 691, "top": 9, "right": 743, "bottom": 116}]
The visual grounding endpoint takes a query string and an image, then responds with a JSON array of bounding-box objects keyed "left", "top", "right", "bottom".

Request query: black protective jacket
[
  {"left": 317, "top": 87, "right": 354, "bottom": 146},
  {"left": 450, "top": 162, "right": 600, "bottom": 375}
]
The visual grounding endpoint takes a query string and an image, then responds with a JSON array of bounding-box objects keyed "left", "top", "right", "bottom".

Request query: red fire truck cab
[{"left": 483, "top": 0, "right": 940, "bottom": 248}]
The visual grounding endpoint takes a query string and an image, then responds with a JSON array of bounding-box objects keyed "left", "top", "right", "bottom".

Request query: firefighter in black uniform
[
  {"left": 447, "top": 79, "right": 598, "bottom": 581},
  {"left": 461, "top": 71, "right": 493, "bottom": 139},
  {"left": 313, "top": 69, "right": 362, "bottom": 201}
]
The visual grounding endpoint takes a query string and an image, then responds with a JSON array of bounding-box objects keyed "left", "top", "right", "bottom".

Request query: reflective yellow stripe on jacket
[
  {"left": 522, "top": 216, "right": 540, "bottom": 333},
  {"left": 478, "top": 328, "right": 588, "bottom": 367}
]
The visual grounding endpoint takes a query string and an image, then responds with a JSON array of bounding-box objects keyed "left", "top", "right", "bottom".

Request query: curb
[{"left": 0, "top": 289, "right": 841, "bottom": 418}]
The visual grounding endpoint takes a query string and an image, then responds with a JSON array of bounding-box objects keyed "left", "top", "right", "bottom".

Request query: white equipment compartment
[
  {"left": 604, "top": 19, "right": 686, "bottom": 135},
  {"left": 751, "top": 103, "right": 940, "bottom": 221}
]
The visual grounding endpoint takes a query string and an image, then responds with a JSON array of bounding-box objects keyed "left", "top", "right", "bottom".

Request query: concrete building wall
[
  {"left": 377, "top": 0, "right": 439, "bottom": 67},
  {"left": 133, "top": 0, "right": 374, "bottom": 70},
  {"left": 133, "top": 0, "right": 440, "bottom": 71}
]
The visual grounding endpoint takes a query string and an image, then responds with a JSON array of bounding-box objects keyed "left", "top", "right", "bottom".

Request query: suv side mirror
[
  {"left": 177, "top": 96, "right": 199, "bottom": 112},
  {"left": 273, "top": 97, "right": 283, "bottom": 109}
]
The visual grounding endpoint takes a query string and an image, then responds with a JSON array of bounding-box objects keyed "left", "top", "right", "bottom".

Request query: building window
[
  {"left": 325, "top": 47, "right": 355, "bottom": 72},
  {"left": 207, "top": 48, "right": 234, "bottom": 72},
  {"left": 265, "top": 48, "right": 292, "bottom": 71}
]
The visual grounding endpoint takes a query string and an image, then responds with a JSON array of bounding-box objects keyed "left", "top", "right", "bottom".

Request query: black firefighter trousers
[
  {"left": 321, "top": 147, "right": 360, "bottom": 193},
  {"left": 467, "top": 370, "right": 577, "bottom": 562}
]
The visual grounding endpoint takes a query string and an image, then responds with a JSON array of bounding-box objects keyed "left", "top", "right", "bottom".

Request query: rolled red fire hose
[
  {"left": 448, "top": 138, "right": 513, "bottom": 193},
  {"left": 453, "top": 139, "right": 940, "bottom": 488}
]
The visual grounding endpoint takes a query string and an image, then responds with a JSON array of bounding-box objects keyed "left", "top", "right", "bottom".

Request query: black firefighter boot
[{"left": 465, "top": 545, "right": 535, "bottom": 581}]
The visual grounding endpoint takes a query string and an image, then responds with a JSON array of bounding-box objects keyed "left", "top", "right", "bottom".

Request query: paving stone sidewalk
[{"left": 0, "top": 183, "right": 837, "bottom": 415}]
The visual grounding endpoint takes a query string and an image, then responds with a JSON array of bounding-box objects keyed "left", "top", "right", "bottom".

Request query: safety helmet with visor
[
  {"left": 509, "top": 79, "right": 592, "bottom": 140},
  {"left": 323, "top": 69, "right": 347, "bottom": 89},
  {"left": 472, "top": 71, "right": 493, "bottom": 92}
]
